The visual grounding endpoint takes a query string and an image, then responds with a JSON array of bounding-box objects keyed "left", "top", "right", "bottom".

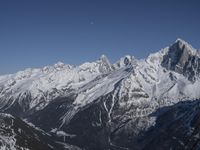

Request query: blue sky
[{"left": 0, "top": 0, "right": 200, "bottom": 74}]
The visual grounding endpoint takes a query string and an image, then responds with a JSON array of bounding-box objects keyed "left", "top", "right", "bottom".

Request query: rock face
[
  {"left": 0, "top": 39, "right": 200, "bottom": 150},
  {"left": 162, "top": 39, "right": 200, "bottom": 81}
]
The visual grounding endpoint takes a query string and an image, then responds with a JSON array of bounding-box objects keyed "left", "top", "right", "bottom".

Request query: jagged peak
[
  {"left": 98, "top": 54, "right": 113, "bottom": 73},
  {"left": 98, "top": 54, "right": 111, "bottom": 66},
  {"left": 172, "top": 38, "right": 197, "bottom": 55},
  {"left": 114, "top": 55, "right": 136, "bottom": 69},
  {"left": 161, "top": 39, "right": 200, "bottom": 81},
  {"left": 98, "top": 54, "right": 111, "bottom": 64},
  {"left": 54, "top": 61, "right": 74, "bottom": 70},
  {"left": 175, "top": 38, "right": 188, "bottom": 44},
  {"left": 146, "top": 38, "right": 197, "bottom": 64},
  {"left": 174, "top": 38, "right": 192, "bottom": 48},
  {"left": 123, "top": 55, "right": 132, "bottom": 60},
  {"left": 100, "top": 54, "right": 107, "bottom": 60},
  {"left": 54, "top": 61, "right": 65, "bottom": 68}
]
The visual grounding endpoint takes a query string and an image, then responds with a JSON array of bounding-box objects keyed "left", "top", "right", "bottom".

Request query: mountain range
[{"left": 0, "top": 38, "right": 200, "bottom": 150}]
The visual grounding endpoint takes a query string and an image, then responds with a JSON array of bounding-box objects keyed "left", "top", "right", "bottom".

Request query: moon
[{"left": 90, "top": 21, "right": 94, "bottom": 25}]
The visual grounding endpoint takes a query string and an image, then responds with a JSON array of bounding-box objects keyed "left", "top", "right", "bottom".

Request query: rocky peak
[
  {"left": 115, "top": 55, "right": 135, "bottom": 69},
  {"left": 54, "top": 61, "right": 65, "bottom": 69},
  {"left": 98, "top": 54, "right": 113, "bottom": 73},
  {"left": 99, "top": 54, "right": 111, "bottom": 65},
  {"left": 162, "top": 38, "right": 200, "bottom": 81},
  {"left": 175, "top": 38, "right": 188, "bottom": 45},
  {"left": 41, "top": 62, "right": 71, "bottom": 73}
]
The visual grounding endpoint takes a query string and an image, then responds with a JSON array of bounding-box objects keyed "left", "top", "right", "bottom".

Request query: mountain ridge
[{"left": 1, "top": 38, "right": 200, "bottom": 150}]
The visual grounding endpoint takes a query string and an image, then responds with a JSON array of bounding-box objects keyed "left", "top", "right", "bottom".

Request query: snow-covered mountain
[
  {"left": 0, "top": 54, "right": 114, "bottom": 115},
  {"left": 0, "top": 38, "right": 200, "bottom": 150}
]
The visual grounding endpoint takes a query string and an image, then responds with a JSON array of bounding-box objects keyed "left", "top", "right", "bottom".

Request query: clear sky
[{"left": 0, "top": 0, "right": 200, "bottom": 74}]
